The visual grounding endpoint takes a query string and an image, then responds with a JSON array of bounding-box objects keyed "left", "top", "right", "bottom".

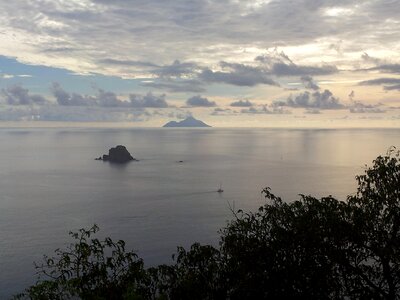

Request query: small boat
[{"left": 217, "top": 183, "right": 224, "bottom": 193}]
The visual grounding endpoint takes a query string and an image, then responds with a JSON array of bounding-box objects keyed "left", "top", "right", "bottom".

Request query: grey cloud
[
  {"left": 271, "top": 106, "right": 292, "bottom": 114},
  {"left": 186, "top": 95, "right": 216, "bottom": 107},
  {"left": 42, "top": 47, "right": 80, "bottom": 53},
  {"left": 168, "top": 111, "right": 192, "bottom": 120},
  {"left": 214, "top": 108, "right": 231, "bottom": 112},
  {"left": 1, "top": 85, "right": 47, "bottom": 105},
  {"left": 230, "top": 100, "right": 253, "bottom": 107},
  {"left": 151, "top": 110, "right": 163, "bottom": 116},
  {"left": 271, "top": 63, "right": 337, "bottom": 77},
  {"left": 129, "top": 92, "right": 169, "bottom": 108},
  {"left": 154, "top": 60, "right": 200, "bottom": 78},
  {"left": 99, "top": 58, "right": 158, "bottom": 68},
  {"left": 210, "top": 107, "right": 237, "bottom": 116},
  {"left": 241, "top": 105, "right": 291, "bottom": 114},
  {"left": 146, "top": 52, "right": 335, "bottom": 90},
  {"left": 146, "top": 54, "right": 334, "bottom": 90},
  {"left": 255, "top": 50, "right": 294, "bottom": 66},
  {"left": 0, "top": 105, "right": 152, "bottom": 122},
  {"left": 34, "top": 106, "right": 151, "bottom": 122},
  {"left": 52, "top": 83, "right": 169, "bottom": 108},
  {"left": 370, "top": 64, "right": 400, "bottom": 74},
  {"left": 256, "top": 51, "right": 338, "bottom": 77},
  {"left": 240, "top": 107, "right": 265, "bottom": 114},
  {"left": 95, "top": 89, "right": 125, "bottom": 107},
  {"left": 301, "top": 76, "right": 320, "bottom": 90},
  {"left": 52, "top": 83, "right": 95, "bottom": 106},
  {"left": 304, "top": 109, "right": 321, "bottom": 114},
  {"left": 383, "top": 84, "right": 400, "bottom": 91},
  {"left": 274, "top": 89, "right": 344, "bottom": 110},
  {"left": 359, "top": 78, "right": 400, "bottom": 85},
  {"left": 359, "top": 78, "right": 400, "bottom": 91},
  {"left": 0, "top": 106, "right": 36, "bottom": 121},
  {"left": 349, "top": 101, "right": 385, "bottom": 113},
  {"left": 361, "top": 52, "right": 382, "bottom": 65},
  {"left": 329, "top": 41, "right": 343, "bottom": 54},
  {"left": 141, "top": 80, "right": 206, "bottom": 93},
  {"left": 357, "top": 115, "right": 384, "bottom": 120},
  {"left": 348, "top": 90, "right": 355, "bottom": 101},
  {"left": 200, "top": 62, "right": 278, "bottom": 87}
]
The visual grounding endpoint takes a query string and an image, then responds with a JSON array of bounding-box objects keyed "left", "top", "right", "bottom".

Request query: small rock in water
[{"left": 98, "top": 145, "right": 136, "bottom": 163}]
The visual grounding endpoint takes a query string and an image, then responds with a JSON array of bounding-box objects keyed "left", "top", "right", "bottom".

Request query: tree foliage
[
  {"left": 16, "top": 150, "right": 400, "bottom": 299},
  {"left": 15, "top": 225, "right": 149, "bottom": 300}
]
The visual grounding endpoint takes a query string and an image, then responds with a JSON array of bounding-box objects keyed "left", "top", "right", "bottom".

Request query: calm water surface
[{"left": 0, "top": 128, "right": 399, "bottom": 297}]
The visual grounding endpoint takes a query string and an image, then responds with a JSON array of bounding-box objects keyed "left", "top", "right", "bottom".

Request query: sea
[{"left": 0, "top": 127, "right": 399, "bottom": 298}]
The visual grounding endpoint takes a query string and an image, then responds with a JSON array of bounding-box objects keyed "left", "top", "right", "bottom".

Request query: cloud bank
[
  {"left": 274, "top": 90, "right": 344, "bottom": 110},
  {"left": 2, "top": 85, "right": 47, "bottom": 105},
  {"left": 1, "top": 0, "right": 398, "bottom": 79}
]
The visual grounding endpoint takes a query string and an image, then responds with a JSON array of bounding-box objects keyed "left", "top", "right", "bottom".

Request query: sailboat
[{"left": 217, "top": 183, "right": 224, "bottom": 193}]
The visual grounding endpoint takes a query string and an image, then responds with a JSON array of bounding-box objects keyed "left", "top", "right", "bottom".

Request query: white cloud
[
  {"left": 1, "top": 74, "right": 14, "bottom": 79},
  {"left": 0, "top": 0, "right": 399, "bottom": 78}
]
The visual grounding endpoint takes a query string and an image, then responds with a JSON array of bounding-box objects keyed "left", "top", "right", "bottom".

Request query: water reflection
[{"left": 0, "top": 128, "right": 399, "bottom": 298}]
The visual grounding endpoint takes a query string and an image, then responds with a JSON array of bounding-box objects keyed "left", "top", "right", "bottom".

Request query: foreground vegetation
[{"left": 16, "top": 149, "right": 400, "bottom": 299}]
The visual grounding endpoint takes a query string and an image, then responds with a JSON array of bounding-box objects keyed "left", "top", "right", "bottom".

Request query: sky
[{"left": 0, "top": 0, "right": 400, "bottom": 127}]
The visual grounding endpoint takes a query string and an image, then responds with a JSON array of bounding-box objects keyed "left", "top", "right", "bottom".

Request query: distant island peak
[{"left": 163, "top": 116, "right": 211, "bottom": 128}]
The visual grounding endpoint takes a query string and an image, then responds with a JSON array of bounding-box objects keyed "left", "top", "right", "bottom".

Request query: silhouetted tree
[
  {"left": 15, "top": 225, "right": 149, "bottom": 300},
  {"left": 345, "top": 150, "right": 400, "bottom": 299}
]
